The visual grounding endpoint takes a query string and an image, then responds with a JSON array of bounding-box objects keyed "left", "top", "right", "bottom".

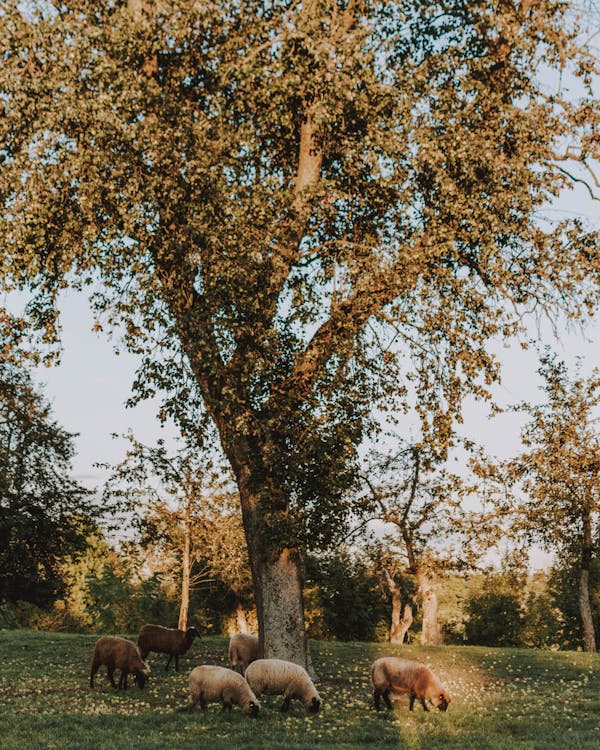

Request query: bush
[
  {"left": 464, "top": 576, "right": 524, "bottom": 647},
  {"left": 305, "top": 549, "right": 389, "bottom": 641}
]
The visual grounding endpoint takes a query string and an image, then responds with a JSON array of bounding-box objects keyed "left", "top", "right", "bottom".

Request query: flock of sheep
[{"left": 89, "top": 625, "right": 451, "bottom": 717}]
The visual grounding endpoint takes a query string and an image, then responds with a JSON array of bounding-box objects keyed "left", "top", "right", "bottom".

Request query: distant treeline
[{"left": 1, "top": 528, "right": 598, "bottom": 651}]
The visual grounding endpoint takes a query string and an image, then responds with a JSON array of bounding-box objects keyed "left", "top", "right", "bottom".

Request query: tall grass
[{"left": 0, "top": 630, "right": 598, "bottom": 749}]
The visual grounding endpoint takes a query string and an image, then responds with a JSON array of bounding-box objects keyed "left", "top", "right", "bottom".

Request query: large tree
[
  {"left": 0, "top": 361, "right": 95, "bottom": 607},
  {"left": 1, "top": 1, "right": 599, "bottom": 665}
]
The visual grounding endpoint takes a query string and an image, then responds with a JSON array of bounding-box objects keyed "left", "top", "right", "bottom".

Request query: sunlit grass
[{"left": 0, "top": 630, "right": 598, "bottom": 749}]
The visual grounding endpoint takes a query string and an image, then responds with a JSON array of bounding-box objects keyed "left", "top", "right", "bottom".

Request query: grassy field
[{"left": 0, "top": 630, "right": 598, "bottom": 750}]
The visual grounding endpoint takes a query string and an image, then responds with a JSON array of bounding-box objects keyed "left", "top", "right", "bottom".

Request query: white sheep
[
  {"left": 188, "top": 665, "right": 260, "bottom": 717},
  {"left": 370, "top": 656, "right": 450, "bottom": 712},
  {"left": 245, "top": 658, "right": 321, "bottom": 714},
  {"left": 228, "top": 633, "right": 259, "bottom": 676}
]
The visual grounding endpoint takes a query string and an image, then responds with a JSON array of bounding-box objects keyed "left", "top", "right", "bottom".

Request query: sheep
[
  {"left": 188, "top": 665, "right": 260, "bottom": 717},
  {"left": 228, "top": 633, "right": 259, "bottom": 676},
  {"left": 137, "top": 624, "right": 200, "bottom": 672},
  {"left": 90, "top": 636, "right": 150, "bottom": 690},
  {"left": 245, "top": 658, "right": 321, "bottom": 714},
  {"left": 370, "top": 656, "right": 450, "bottom": 712}
]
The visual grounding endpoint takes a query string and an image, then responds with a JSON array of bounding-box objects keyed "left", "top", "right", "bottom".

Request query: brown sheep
[
  {"left": 90, "top": 636, "right": 150, "bottom": 690},
  {"left": 228, "top": 633, "right": 259, "bottom": 676},
  {"left": 137, "top": 624, "right": 200, "bottom": 672},
  {"left": 371, "top": 656, "right": 450, "bottom": 712}
]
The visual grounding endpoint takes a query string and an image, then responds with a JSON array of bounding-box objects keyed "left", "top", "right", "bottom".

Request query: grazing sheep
[
  {"left": 90, "top": 636, "right": 150, "bottom": 690},
  {"left": 245, "top": 658, "right": 321, "bottom": 714},
  {"left": 188, "top": 665, "right": 260, "bottom": 717},
  {"left": 137, "top": 624, "right": 200, "bottom": 672},
  {"left": 228, "top": 633, "right": 259, "bottom": 676},
  {"left": 370, "top": 656, "right": 450, "bottom": 712}
]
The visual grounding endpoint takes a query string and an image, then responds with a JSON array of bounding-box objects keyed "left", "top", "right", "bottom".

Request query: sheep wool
[
  {"left": 137, "top": 624, "right": 200, "bottom": 672},
  {"left": 90, "top": 636, "right": 150, "bottom": 690},
  {"left": 228, "top": 633, "right": 259, "bottom": 676},
  {"left": 188, "top": 665, "right": 260, "bottom": 717},
  {"left": 371, "top": 656, "right": 450, "bottom": 712},
  {"left": 245, "top": 658, "right": 321, "bottom": 714}
]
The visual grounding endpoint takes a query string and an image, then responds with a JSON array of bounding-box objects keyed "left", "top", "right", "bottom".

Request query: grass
[{"left": 0, "top": 630, "right": 598, "bottom": 749}]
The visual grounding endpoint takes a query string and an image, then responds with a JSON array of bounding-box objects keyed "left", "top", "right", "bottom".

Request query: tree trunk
[
  {"left": 417, "top": 571, "right": 442, "bottom": 646},
  {"left": 178, "top": 503, "right": 191, "bottom": 631},
  {"left": 235, "top": 474, "right": 312, "bottom": 672},
  {"left": 235, "top": 600, "right": 249, "bottom": 634},
  {"left": 384, "top": 568, "right": 413, "bottom": 644},
  {"left": 579, "top": 507, "right": 596, "bottom": 652}
]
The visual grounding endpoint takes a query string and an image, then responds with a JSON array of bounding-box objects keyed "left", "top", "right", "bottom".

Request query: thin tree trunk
[
  {"left": 417, "top": 571, "right": 442, "bottom": 646},
  {"left": 235, "top": 600, "right": 249, "bottom": 634},
  {"left": 384, "top": 568, "right": 413, "bottom": 644},
  {"left": 579, "top": 507, "right": 596, "bottom": 652},
  {"left": 178, "top": 502, "right": 191, "bottom": 631}
]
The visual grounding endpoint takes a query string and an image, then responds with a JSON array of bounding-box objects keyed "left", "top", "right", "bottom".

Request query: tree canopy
[
  {"left": 0, "top": 361, "right": 96, "bottom": 606},
  {"left": 2, "top": 0, "right": 600, "bottom": 662}
]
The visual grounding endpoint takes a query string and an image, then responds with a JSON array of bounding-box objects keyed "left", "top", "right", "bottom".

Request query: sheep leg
[
  {"left": 373, "top": 690, "right": 382, "bottom": 711},
  {"left": 90, "top": 663, "right": 99, "bottom": 688},
  {"left": 175, "top": 654, "right": 179, "bottom": 672},
  {"left": 420, "top": 698, "right": 428, "bottom": 712},
  {"left": 165, "top": 654, "right": 173, "bottom": 671},
  {"left": 281, "top": 697, "right": 291, "bottom": 712},
  {"left": 119, "top": 670, "right": 129, "bottom": 690},
  {"left": 409, "top": 693, "right": 416, "bottom": 711},
  {"left": 383, "top": 690, "right": 393, "bottom": 710},
  {"left": 107, "top": 666, "right": 118, "bottom": 689}
]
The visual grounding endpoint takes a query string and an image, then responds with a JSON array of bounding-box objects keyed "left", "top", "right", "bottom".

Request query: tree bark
[
  {"left": 579, "top": 506, "right": 596, "bottom": 652},
  {"left": 384, "top": 568, "right": 413, "bottom": 644},
  {"left": 235, "top": 470, "right": 312, "bottom": 672},
  {"left": 235, "top": 600, "right": 249, "bottom": 634},
  {"left": 178, "top": 501, "right": 191, "bottom": 631},
  {"left": 417, "top": 571, "right": 442, "bottom": 646}
]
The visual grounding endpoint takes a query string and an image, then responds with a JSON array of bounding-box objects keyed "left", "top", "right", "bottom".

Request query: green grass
[{"left": 0, "top": 630, "right": 598, "bottom": 749}]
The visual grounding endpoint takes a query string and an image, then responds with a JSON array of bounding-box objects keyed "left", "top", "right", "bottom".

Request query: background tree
[
  {"left": 0, "top": 361, "right": 97, "bottom": 607},
  {"left": 2, "top": 0, "right": 600, "bottom": 665},
  {"left": 357, "top": 440, "right": 493, "bottom": 645},
  {"left": 103, "top": 434, "right": 251, "bottom": 630},
  {"left": 546, "top": 558, "right": 600, "bottom": 649},
  {"left": 502, "top": 353, "right": 600, "bottom": 652}
]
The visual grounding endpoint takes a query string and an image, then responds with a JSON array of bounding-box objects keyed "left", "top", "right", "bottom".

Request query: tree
[
  {"left": 503, "top": 353, "right": 600, "bottom": 651},
  {"left": 547, "top": 558, "right": 600, "bottom": 649},
  {"left": 0, "top": 361, "right": 96, "bottom": 607},
  {"left": 1, "top": 1, "right": 599, "bottom": 666},
  {"left": 464, "top": 550, "right": 528, "bottom": 646},
  {"left": 357, "top": 441, "right": 492, "bottom": 645},
  {"left": 104, "top": 434, "right": 253, "bottom": 630}
]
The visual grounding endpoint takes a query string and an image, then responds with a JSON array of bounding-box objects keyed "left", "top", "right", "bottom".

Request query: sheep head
[
  {"left": 135, "top": 666, "right": 151, "bottom": 689},
  {"left": 244, "top": 700, "right": 260, "bottom": 718},
  {"left": 436, "top": 692, "right": 450, "bottom": 711}
]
